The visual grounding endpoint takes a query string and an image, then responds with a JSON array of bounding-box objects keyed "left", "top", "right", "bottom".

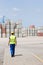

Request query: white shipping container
[
  {"left": 28, "top": 28, "right": 30, "bottom": 36},
  {"left": 29, "top": 27, "right": 38, "bottom": 36},
  {"left": 27, "top": 28, "right": 29, "bottom": 31},
  {"left": 19, "top": 33, "right": 22, "bottom": 37},
  {"left": 35, "top": 33, "right": 37, "bottom": 36},
  {"left": 11, "top": 29, "right": 14, "bottom": 32},
  {"left": 2, "top": 33, "right": 5, "bottom": 38},
  {"left": 0, "top": 33, "right": 1, "bottom": 37},
  {"left": 22, "top": 28, "right": 28, "bottom": 37},
  {"left": 15, "top": 29, "right": 19, "bottom": 37},
  {"left": 5, "top": 20, "right": 11, "bottom": 24},
  {"left": 0, "top": 28, "right": 1, "bottom": 33},
  {"left": 6, "top": 29, "right": 10, "bottom": 33},
  {"left": 29, "top": 34, "right": 32, "bottom": 36},
  {"left": 29, "top": 33, "right": 35, "bottom": 36},
  {"left": 28, "top": 30, "right": 29, "bottom": 36},
  {"left": 2, "top": 23, "right": 5, "bottom": 27},
  {"left": 22, "top": 31, "right": 26, "bottom": 33},
  {"left": 16, "top": 21, "right": 22, "bottom": 25},
  {"left": 22, "top": 28, "right": 27, "bottom": 32},
  {"left": 11, "top": 21, "right": 16, "bottom": 28},
  {"left": 6, "top": 25, "right": 11, "bottom": 29},
  {"left": 22, "top": 30, "right": 27, "bottom": 35},
  {"left": 38, "top": 29, "right": 43, "bottom": 33},
  {"left": 22, "top": 33, "right": 27, "bottom": 37},
  {"left": 37, "top": 26, "right": 43, "bottom": 30},
  {"left": 15, "top": 29, "right": 19, "bottom": 33},
  {"left": 7, "top": 33, "right": 10, "bottom": 37},
  {"left": 28, "top": 33, "right": 29, "bottom": 36},
  {"left": 11, "top": 25, "right": 14, "bottom": 29},
  {"left": 15, "top": 33, "right": 19, "bottom": 37},
  {"left": 18, "top": 29, "right": 22, "bottom": 33},
  {"left": 22, "top": 31, "right": 28, "bottom": 35},
  {"left": 29, "top": 30, "right": 35, "bottom": 33},
  {"left": 28, "top": 30, "right": 29, "bottom": 34},
  {"left": 10, "top": 21, "right": 15, "bottom": 24},
  {"left": 17, "top": 24, "right": 22, "bottom": 29}
]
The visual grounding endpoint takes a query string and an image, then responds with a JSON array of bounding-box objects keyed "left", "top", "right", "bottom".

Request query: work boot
[
  {"left": 11, "top": 55, "right": 13, "bottom": 57},
  {"left": 11, "top": 55, "right": 14, "bottom": 57}
]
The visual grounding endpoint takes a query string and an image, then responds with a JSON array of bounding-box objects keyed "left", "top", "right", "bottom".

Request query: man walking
[{"left": 8, "top": 32, "right": 17, "bottom": 57}]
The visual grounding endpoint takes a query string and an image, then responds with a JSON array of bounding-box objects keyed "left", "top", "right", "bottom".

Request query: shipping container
[
  {"left": 0, "top": 24, "right": 2, "bottom": 28},
  {"left": 0, "top": 28, "right": 1, "bottom": 33},
  {"left": 11, "top": 23, "right": 15, "bottom": 28},
  {"left": 19, "top": 33, "right": 22, "bottom": 37},
  {"left": 6, "top": 29, "right": 9, "bottom": 33},
  {"left": 16, "top": 24, "right": 22, "bottom": 29},
  {"left": 11, "top": 29, "right": 14, "bottom": 32},
  {"left": 37, "top": 26, "right": 43, "bottom": 36},
  {"left": 2, "top": 33, "right": 6, "bottom": 38},
  {"left": 6, "top": 33, "right": 10, "bottom": 37},
  {"left": 22, "top": 28, "right": 28, "bottom": 37},
  {"left": 18, "top": 28, "right": 22, "bottom": 37},
  {"left": 29, "top": 25, "right": 37, "bottom": 36},
  {"left": 37, "top": 33, "right": 43, "bottom": 36},
  {"left": 0, "top": 28, "right": 1, "bottom": 37},
  {"left": 28, "top": 28, "right": 30, "bottom": 36},
  {"left": 0, "top": 33, "right": 1, "bottom": 37},
  {"left": 16, "top": 21, "right": 22, "bottom": 29},
  {"left": 15, "top": 29, "right": 19, "bottom": 37}
]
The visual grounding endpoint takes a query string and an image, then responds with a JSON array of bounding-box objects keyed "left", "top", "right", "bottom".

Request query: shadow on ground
[{"left": 15, "top": 54, "right": 23, "bottom": 57}]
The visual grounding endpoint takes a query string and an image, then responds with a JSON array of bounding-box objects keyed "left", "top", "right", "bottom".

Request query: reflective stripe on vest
[{"left": 10, "top": 35, "right": 16, "bottom": 44}]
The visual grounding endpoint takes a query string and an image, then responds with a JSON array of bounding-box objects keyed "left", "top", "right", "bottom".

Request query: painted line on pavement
[{"left": 32, "top": 53, "right": 43, "bottom": 63}]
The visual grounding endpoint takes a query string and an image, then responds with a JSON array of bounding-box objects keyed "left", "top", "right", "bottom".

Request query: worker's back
[{"left": 10, "top": 35, "right": 16, "bottom": 44}]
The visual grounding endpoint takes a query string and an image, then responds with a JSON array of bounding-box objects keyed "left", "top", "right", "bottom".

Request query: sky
[{"left": 0, "top": 0, "right": 43, "bottom": 27}]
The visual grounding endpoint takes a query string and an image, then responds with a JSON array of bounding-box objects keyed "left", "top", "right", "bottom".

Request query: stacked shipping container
[
  {"left": 15, "top": 20, "right": 22, "bottom": 37},
  {"left": 22, "top": 27, "right": 28, "bottom": 37},
  {"left": 2, "top": 23, "right": 6, "bottom": 37},
  {"left": 10, "top": 21, "right": 16, "bottom": 33},
  {"left": 0, "top": 20, "right": 43, "bottom": 37},
  {"left": 29, "top": 25, "right": 37, "bottom": 36},
  {"left": 5, "top": 20, "right": 11, "bottom": 37},
  {"left": 37, "top": 26, "right": 43, "bottom": 36},
  {"left": 15, "top": 29, "right": 19, "bottom": 37},
  {"left": 0, "top": 24, "right": 2, "bottom": 37}
]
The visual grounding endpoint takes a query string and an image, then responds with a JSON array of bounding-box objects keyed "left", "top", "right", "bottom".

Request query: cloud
[{"left": 13, "top": 7, "right": 20, "bottom": 11}]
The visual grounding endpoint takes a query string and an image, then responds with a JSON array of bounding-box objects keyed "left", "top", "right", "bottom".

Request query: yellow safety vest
[{"left": 9, "top": 35, "right": 16, "bottom": 44}]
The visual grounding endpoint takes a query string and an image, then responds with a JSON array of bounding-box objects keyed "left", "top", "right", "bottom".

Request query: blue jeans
[{"left": 10, "top": 44, "right": 15, "bottom": 56}]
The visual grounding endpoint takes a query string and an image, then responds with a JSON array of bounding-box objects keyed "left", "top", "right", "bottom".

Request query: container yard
[{"left": 0, "top": 20, "right": 43, "bottom": 38}]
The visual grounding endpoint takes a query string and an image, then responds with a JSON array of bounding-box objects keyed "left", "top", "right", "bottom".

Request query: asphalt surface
[{"left": 3, "top": 43, "right": 43, "bottom": 65}]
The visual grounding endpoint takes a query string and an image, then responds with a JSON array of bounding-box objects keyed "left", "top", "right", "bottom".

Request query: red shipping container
[
  {"left": 2, "top": 27, "right": 6, "bottom": 33},
  {"left": 37, "top": 33, "right": 43, "bottom": 36}
]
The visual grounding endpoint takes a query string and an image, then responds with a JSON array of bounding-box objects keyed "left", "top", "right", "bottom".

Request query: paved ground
[
  {"left": 3, "top": 42, "right": 43, "bottom": 65},
  {"left": 0, "top": 37, "right": 43, "bottom": 65}
]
